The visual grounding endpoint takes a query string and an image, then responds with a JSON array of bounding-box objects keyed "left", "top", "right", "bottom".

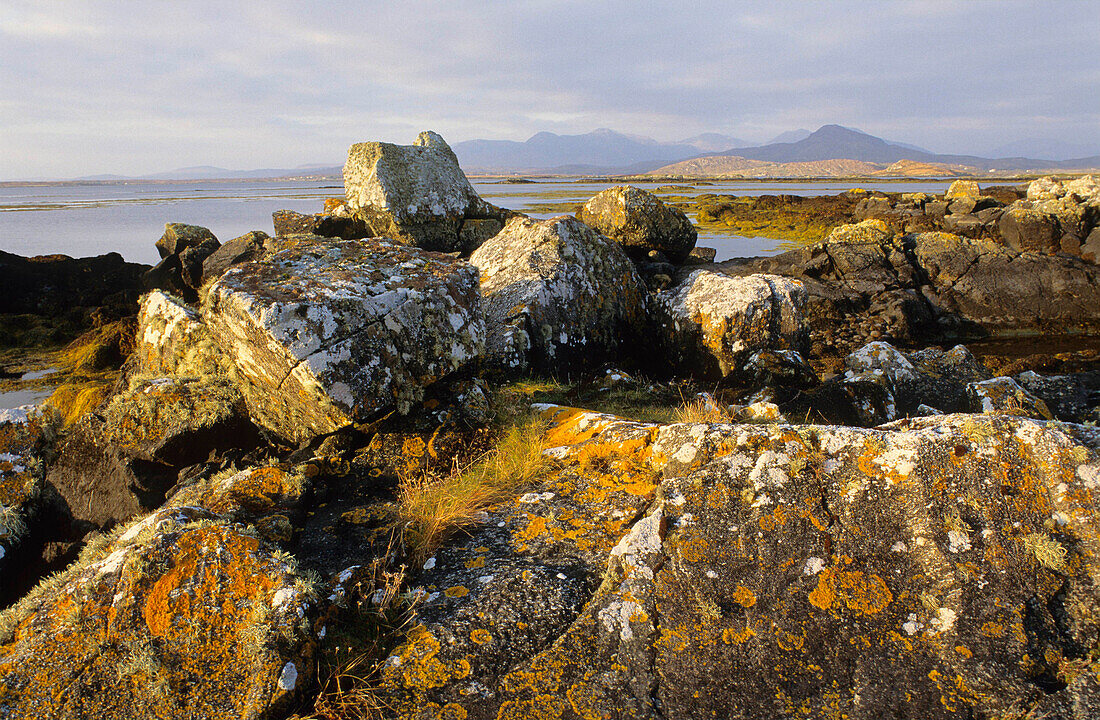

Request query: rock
[
  {"left": 741, "top": 349, "right": 819, "bottom": 390},
  {"left": 458, "top": 218, "right": 504, "bottom": 254},
  {"left": 0, "top": 505, "right": 315, "bottom": 719},
  {"left": 1082, "top": 226, "right": 1100, "bottom": 263},
  {"left": 576, "top": 185, "right": 697, "bottom": 263},
  {"left": 205, "top": 235, "right": 483, "bottom": 443},
  {"left": 343, "top": 131, "right": 512, "bottom": 253},
  {"left": 1027, "top": 176, "right": 1066, "bottom": 202},
  {"left": 469, "top": 216, "right": 647, "bottom": 375},
  {"left": 967, "top": 376, "right": 1054, "bottom": 419},
  {"left": 45, "top": 375, "right": 261, "bottom": 528},
  {"left": 133, "top": 291, "right": 215, "bottom": 377},
  {"left": 201, "top": 230, "right": 276, "bottom": 286},
  {"left": 686, "top": 246, "right": 717, "bottom": 264},
  {"left": 271, "top": 209, "right": 368, "bottom": 241},
  {"left": 1014, "top": 370, "right": 1100, "bottom": 424},
  {"left": 155, "top": 222, "right": 218, "bottom": 259},
  {"left": 368, "top": 406, "right": 1100, "bottom": 719},
  {"left": 656, "top": 270, "right": 807, "bottom": 382},
  {"left": 0, "top": 250, "right": 146, "bottom": 317},
  {"left": 1065, "top": 174, "right": 1100, "bottom": 203},
  {"left": 945, "top": 179, "right": 981, "bottom": 199},
  {"left": 947, "top": 196, "right": 978, "bottom": 215},
  {"left": 0, "top": 410, "right": 74, "bottom": 608}
]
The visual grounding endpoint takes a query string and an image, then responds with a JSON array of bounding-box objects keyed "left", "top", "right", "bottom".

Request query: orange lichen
[
  {"left": 731, "top": 586, "right": 757, "bottom": 608},
  {"left": 444, "top": 586, "right": 469, "bottom": 598},
  {"left": 470, "top": 629, "right": 492, "bottom": 645},
  {"left": 809, "top": 567, "right": 893, "bottom": 616},
  {"left": 722, "top": 627, "right": 756, "bottom": 644}
]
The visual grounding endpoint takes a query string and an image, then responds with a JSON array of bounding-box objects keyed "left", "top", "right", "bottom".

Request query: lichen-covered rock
[
  {"left": 0, "top": 506, "right": 316, "bottom": 719},
  {"left": 1014, "top": 370, "right": 1100, "bottom": 424},
  {"left": 967, "top": 376, "right": 1054, "bottom": 419},
  {"left": 656, "top": 270, "right": 807, "bottom": 382},
  {"left": 998, "top": 203, "right": 1064, "bottom": 253},
  {"left": 945, "top": 179, "right": 981, "bottom": 198},
  {"left": 134, "top": 291, "right": 213, "bottom": 376},
  {"left": 155, "top": 223, "right": 218, "bottom": 259},
  {"left": 369, "top": 406, "right": 1100, "bottom": 719},
  {"left": 144, "top": 223, "right": 220, "bottom": 303},
  {"left": 576, "top": 185, "right": 698, "bottom": 263},
  {"left": 205, "top": 235, "right": 484, "bottom": 443},
  {"left": 0, "top": 409, "right": 73, "bottom": 608},
  {"left": 271, "top": 209, "right": 368, "bottom": 241},
  {"left": 469, "top": 216, "right": 648, "bottom": 374},
  {"left": 343, "top": 131, "right": 512, "bottom": 253}
]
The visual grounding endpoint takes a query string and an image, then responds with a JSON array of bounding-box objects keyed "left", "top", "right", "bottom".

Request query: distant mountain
[
  {"left": 676, "top": 133, "right": 750, "bottom": 153},
  {"left": 452, "top": 129, "right": 706, "bottom": 173},
  {"left": 766, "top": 129, "right": 811, "bottom": 144},
  {"left": 73, "top": 164, "right": 342, "bottom": 182},
  {"left": 708, "top": 125, "right": 1100, "bottom": 172},
  {"left": 988, "top": 138, "right": 1100, "bottom": 162}
]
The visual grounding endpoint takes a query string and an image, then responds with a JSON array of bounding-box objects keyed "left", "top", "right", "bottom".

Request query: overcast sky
[{"left": 2, "top": 0, "right": 1098, "bottom": 179}]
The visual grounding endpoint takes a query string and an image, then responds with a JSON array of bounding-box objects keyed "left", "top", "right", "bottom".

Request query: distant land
[{"left": 9, "top": 125, "right": 1100, "bottom": 183}]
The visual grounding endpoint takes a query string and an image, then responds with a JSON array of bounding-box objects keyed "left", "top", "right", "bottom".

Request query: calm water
[{"left": 0, "top": 177, "right": 954, "bottom": 265}]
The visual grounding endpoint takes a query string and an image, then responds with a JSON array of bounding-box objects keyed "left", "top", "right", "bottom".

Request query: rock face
[
  {"left": 201, "top": 230, "right": 277, "bottom": 287},
  {"left": 656, "top": 270, "right": 808, "bottom": 381},
  {"left": 0, "top": 250, "right": 146, "bottom": 317},
  {"left": 0, "top": 503, "right": 315, "bottom": 720},
  {"left": 143, "top": 224, "right": 221, "bottom": 303},
  {"left": 133, "top": 291, "right": 212, "bottom": 376},
  {"left": 368, "top": 405, "right": 1100, "bottom": 720},
  {"left": 343, "top": 131, "right": 512, "bottom": 253},
  {"left": 205, "top": 235, "right": 484, "bottom": 443},
  {"left": 468, "top": 216, "right": 648, "bottom": 374},
  {"left": 576, "top": 185, "right": 698, "bottom": 263}
]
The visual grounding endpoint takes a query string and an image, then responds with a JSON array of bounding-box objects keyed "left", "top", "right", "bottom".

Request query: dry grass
[
  {"left": 675, "top": 397, "right": 732, "bottom": 424},
  {"left": 395, "top": 416, "right": 552, "bottom": 564},
  {"left": 44, "top": 381, "right": 113, "bottom": 427}
]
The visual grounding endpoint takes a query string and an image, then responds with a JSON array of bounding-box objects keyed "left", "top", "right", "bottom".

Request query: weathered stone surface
[
  {"left": 0, "top": 505, "right": 315, "bottom": 719},
  {"left": 134, "top": 291, "right": 211, "bottom": 376},
  {"left": 945, "top": 179, "right": 981, "bottom": 198},
  {"left": 45, "top": 375, "right": 260, "bottom": 528},
  {"left": 469, "top": 216, "right": 648, "bottom": 374},
  {"left": 271, "top": 210, "right": 368, "bottom": 243},
  {"left": 0, "top": 410, "right": 74, "bottom": 608},
  {"left": 343, "top": 131, "right": 512, "bottom": 253},
  {"left": 201, "top": 230, "right": 276, "bottom": 286},
  {"left": 205, "top": 235, "right": 484, "bottom": 443},
  {"left": 576, "top": 185, "right": 697, "bottom": 263},
  {"left": 967, "top": 376, "right": 1053, "bottom": 419},
  {"left": 999, "top": 203, "right": 1065, "bottom": 253},
  {"left": 656, "top": 270, "right": 807, "bottom": 382},
  {"left": 1015, "top": 370, "right": 1100, "bottom": 424},
  {"left": 369, "top": 405, "right": 1100, "bottom": 719}
]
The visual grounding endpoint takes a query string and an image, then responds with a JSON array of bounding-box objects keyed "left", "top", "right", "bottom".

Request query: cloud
[{"left": 1, "top": 0, "right": 1098, "bottom": 177}]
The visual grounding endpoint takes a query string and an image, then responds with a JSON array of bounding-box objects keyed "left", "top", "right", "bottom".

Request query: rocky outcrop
[
  {"left": 143, "top": 223, "right": 221, "bottom": 303},
  {"left": 133, "top": 290, "right": 214, "bottom": 377},
  {"left": 576, "top": 185, "right": 697, "bottom": 263},
  {"left": 0, "top": 503, "right": 316, "bottom": 719},
  {"left": 205, "top": 235, "right": 484, "bottom": 443},
  {"left": 365, "top": 405, "right": 1100, "bottom": 720},
  {"left": 0, "top": 250, "right": 146, "bottom": 318},
  {"left": 343, "top": 131, "right": 513, "bottom": 254},
  {"left": 0, "top": 410, "right": 74, "bottom": 608},
  {"left": 656, "top": 270, "right": 808, "bottom": 382},
  {"left": 468, "top": 216, "right": 648, "bottom": 375},
  {"left": 45, "top": 375, "right": 261, "bottom": 528}
]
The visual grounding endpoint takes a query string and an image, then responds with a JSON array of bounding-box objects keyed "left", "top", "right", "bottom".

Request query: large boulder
[
  {"left": 144, "top": 224, "right": 221, "bottom": 303},
  {"left": 997, "top": 203, "right": 1062, "bottom": 253},
  {"left": 576, "top": 185, "right": 697, "bottom": 263},
  {"left": 655, "top": 270, "right": 808, "bottom": 382},
  {"left": 133, "top": 291, "right": 214, "bottom": 377},
  {"left": 0, "top": 250, "right": 146, "bottom": 318},
  {"left": 945, "top": 179, "right": 980, "bottom": 199},
  {"left": 343, "top": 131, "right": 512, "bottom": 253},
  {"left": 469, "top": 216, "right": 648, "bottom": 375},
  {"left": 0, "top": 505, "right": 316, "bottom": 719},
  {"left": 366, "top": 406, "right": 1100, "bottom": 719},
  {"left": 205, "top": 235, "right": 484, "bottom": 443}
]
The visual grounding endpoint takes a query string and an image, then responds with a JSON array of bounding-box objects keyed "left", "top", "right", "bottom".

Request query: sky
[{"left": 2, "top": 0, "right": 1099, "bottom": 180}]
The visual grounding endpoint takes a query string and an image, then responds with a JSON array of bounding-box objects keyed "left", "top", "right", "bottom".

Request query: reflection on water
[
  {"left": 0, "top": 388, "right": 52, "bottom": 411},
  {"left": 0, "top": 177, "right": 954, "bottom": 264}
]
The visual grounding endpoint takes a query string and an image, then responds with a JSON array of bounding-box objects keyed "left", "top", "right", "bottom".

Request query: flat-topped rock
[{"left": 205, "top": 235, "right": 484, "bottom": 443}]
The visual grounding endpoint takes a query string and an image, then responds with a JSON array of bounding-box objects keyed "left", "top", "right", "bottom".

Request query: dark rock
[
  {"left": 154, "top": 222, "right": 218, "bottom": 259},
  {"left": 201, "top": 230, "right": 275, "bottom": 285},
  {"left": 1014, "top": 370, "right": 1100, "bottom": 424},
  {"left": 0, "top": 250, "right": 146, "bottom": 317},
  {"left": 271, "top": 209, "right": 369, "bottom": 241},
  {"left": 999, "top": 203, "right": 1062, "bottom": 253},
  {"left": 686, "top": 246, "right": 717, "bottom": 264}
]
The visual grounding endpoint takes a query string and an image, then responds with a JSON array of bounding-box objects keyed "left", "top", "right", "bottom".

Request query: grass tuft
[
  {"left": 675, "top": 397, "right": 732, "bottom": 424},
  {"left": 396, "top": 416, "right": 552, "bottom": 564}
]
